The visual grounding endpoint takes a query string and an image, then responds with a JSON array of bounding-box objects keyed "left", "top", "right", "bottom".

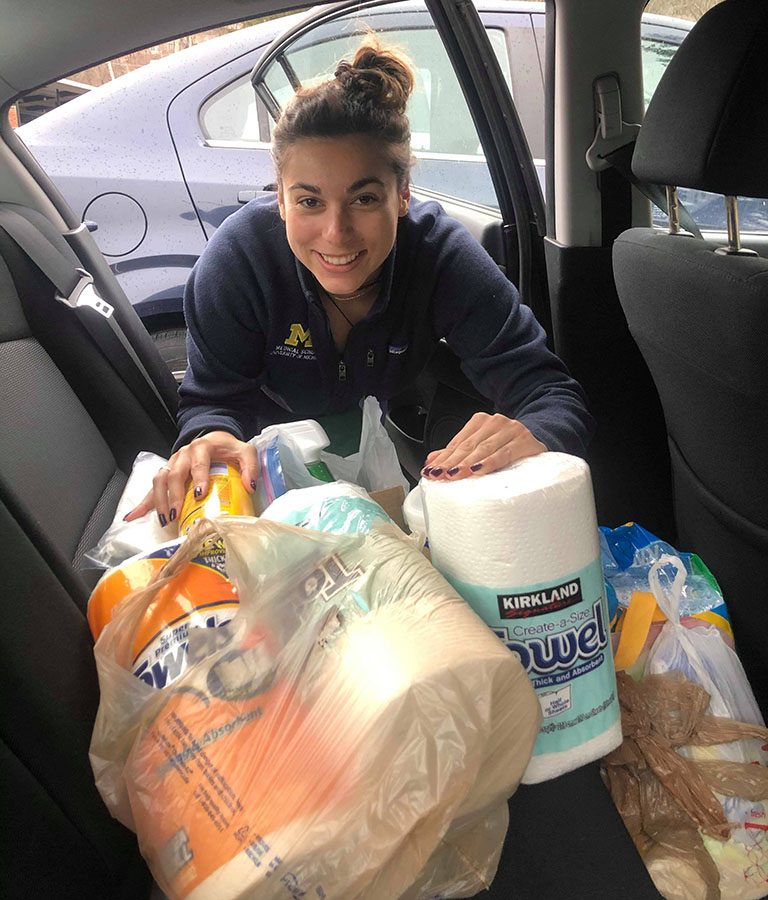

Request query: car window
[
  {"left": 215, "top": 3, "right": 540, "bottom": 210},
  {"left": 640, "top": 12, "right": 768, "bottom": 233},
  {"left": 200, "top": 75, "right": 262, "bottom": 142},
  {"left": 260, "top": 5, "right": 505, "bottom": 207},
  {"left": 640, "top": 24, "right": 681, "bottom": 109},
  {"left": 261, "top": 20, "right": 511, "bottom": 159},
  {"left": 262, "top": 22, "right": 479, "bottom": 152}
]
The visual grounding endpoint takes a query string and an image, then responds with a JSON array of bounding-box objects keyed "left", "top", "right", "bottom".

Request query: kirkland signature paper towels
[{"left": 421, "top": 452, "right": 621, "bottom": 783}]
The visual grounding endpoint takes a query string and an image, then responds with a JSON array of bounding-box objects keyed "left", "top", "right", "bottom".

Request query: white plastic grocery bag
[
  {"left": 644, "top": 554, "right": 768, "bottom": 900},
  {"left": 321, "top": 396, "right": 410, "bottom": 494},
  {"left": 90, "top": 516, "right": 541, "bottom": 900}
]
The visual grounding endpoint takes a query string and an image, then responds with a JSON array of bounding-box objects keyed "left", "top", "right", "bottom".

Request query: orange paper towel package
[
  {"left": 87, "top": 460, "right": 254, "bottom": 689},
  {"left": 88, "top": 537, "right": 239, "bottom": 690},
  {"left": 89, "top": 516, "right": 541, "bottom": 900}
]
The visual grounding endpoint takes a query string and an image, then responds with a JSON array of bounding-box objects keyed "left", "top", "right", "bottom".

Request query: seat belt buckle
[{"left": 55, "top": 268, "right": 114, "bottom": 319}]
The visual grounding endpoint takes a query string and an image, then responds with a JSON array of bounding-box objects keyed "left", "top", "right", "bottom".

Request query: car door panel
[
  {"left": 413, "top": 187, "right": 504, "bottom": 259},
  {"left": 168, "top": 49, "right": 277, "bottom": 240}
]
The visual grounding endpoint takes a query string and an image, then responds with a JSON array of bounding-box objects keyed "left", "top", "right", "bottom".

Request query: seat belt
[
  {"left": 586, "top": 75, "right": 703, "bottom": 242},
  {"left": 0, "top": 205, "right": 177, "bottom": 428},
  {"left": 601, "top": 142, "right": 703, "bottom": 241}
]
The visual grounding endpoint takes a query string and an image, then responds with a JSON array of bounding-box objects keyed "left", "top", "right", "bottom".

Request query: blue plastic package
[{"left": 599, "top": 522, "right": 731, "bottom": 628}]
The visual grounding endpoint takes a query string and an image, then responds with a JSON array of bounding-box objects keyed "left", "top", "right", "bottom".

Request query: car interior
[{"left": 0, "top": 0, "right": 765, "bottom": 898}]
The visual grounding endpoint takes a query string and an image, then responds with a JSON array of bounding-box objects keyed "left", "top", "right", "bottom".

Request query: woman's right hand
[{"left": 124, "top": 430, "right": 259, "bottom": 528}]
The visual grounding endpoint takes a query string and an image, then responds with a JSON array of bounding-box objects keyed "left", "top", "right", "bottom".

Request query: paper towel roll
[{"left": 421, "top": 452, "right": 622, "bottom": 784}]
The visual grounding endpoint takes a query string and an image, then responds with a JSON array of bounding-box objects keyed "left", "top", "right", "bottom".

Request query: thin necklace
[
  {"left": 323, "top": 290, "right": 355, "bottom": 326},
  {"left": 321, "top": 277, "right": 381, "bottom": 328},
  {"left": 325, "top": 276, "right": 381, "bottom": 303}
]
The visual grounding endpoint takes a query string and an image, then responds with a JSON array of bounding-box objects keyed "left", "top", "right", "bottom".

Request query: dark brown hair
[{"left": 272, "top": 37, "right": 416, "bottom": 189}]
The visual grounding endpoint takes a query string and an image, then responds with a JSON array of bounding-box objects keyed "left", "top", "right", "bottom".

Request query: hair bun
[
  {"left": 273, "top": 36, "right": 416, "bottom": 191},
  {"left": 334, "top": 39, "right": 414, "bottom": 113},
  {"left": 334, "top": 61, "right": 355, "bottom": 87}
]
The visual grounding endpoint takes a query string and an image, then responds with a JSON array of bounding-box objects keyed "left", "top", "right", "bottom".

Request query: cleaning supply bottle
[
  {"left": 260, "top": 420, "right": 334, "bottom": 482},
  {"left": 178, "top": 461, "right": 256, "bottom": 535}
]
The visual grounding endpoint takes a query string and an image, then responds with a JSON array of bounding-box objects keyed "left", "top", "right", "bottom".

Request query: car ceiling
[
  {"left": 0, "top": 0, "right": 309, "bottom": 106},
  {"left": 1, "top": 0, "right": 650, "bottom": 250},
  {"left": 1, "top": 0, "right": 647, "bottom": 108}
]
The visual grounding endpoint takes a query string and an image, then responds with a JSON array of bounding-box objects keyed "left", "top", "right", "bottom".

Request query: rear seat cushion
[
  {"left": 0, "top": 329, "right": 126, "bottom": 594},
  {"left": 0, "top": 502, "right": 151, "bottom": 899},
  {"left": 0, "top": 220, "right": 174, "bottom": 896}
]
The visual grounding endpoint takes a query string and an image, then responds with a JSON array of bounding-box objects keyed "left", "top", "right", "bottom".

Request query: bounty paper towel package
[{"left": 422, "top": 452, "right": 622, "bottom": 783}]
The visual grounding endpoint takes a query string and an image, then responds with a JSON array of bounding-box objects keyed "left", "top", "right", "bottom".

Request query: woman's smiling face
[{"left": 277, "top": 134, "right": 410, "bottom": 295}]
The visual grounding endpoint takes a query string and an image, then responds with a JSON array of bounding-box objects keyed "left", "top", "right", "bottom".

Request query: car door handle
[{"left": 238, "top": 186, "right": 277, "bottom": 204}]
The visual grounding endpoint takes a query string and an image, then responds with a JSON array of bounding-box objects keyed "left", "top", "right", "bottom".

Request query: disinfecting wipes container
[{"left": 421, "top": 452, "right": 621, "bottom": 783}]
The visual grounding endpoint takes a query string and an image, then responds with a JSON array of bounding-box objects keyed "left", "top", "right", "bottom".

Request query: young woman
[{"left": 129, "top": 39, "right": 593, "bottom": 527}]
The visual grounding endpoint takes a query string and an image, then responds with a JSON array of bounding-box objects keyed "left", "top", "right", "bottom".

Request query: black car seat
[
  {"left": 613, "top": 0, "right": 768, "bottom": 716},
  {"left": 0, "top": 202, "right": 669, "bottom": 900},
  {"left": 0, "top": 203, "right": 176, "bottom": 899}
]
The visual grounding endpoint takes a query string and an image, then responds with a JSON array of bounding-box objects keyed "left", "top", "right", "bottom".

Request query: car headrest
[{"left": 632, "top": 0, "right": 768, "bottom": 199}]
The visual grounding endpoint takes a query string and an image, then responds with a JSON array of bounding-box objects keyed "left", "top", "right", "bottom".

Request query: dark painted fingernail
[
  {"left": 158, "top": 513, "right": 167, "bottom": 527},
  {"left": 250, "top": 480, "right": 257, "bottom": 490},
  {"left": 421, "top": 466, "right": 433, "bottom": 477},
  {"left": 430, "top": 467, "right": 443, "bottom": 477},
  {"left": 194, "top": 486, "right": 203, "bottom": 499},
  {"left": 169, "top": 508, "right": 176, "bottom": 522},
  {"left": 470, "top": 462, "right": 484, "bottom": 472},
  {"left": 447, "top": 466, "right": 460, "bottom": 476},
  {"left": 123, "top": 513, "right": 130, "bottom": 521}
]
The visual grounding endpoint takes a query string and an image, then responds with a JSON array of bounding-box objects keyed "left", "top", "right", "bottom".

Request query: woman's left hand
[{"left": 421, "top": 412, "right": 546, "bottom": 480}]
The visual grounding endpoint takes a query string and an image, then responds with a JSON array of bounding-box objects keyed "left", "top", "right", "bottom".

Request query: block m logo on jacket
[
  {"left": 270, "top": 322, "right": 317, "bottom": 362},
  {"left": 285, "top": 323, "right": 312, "bottom": 348}
]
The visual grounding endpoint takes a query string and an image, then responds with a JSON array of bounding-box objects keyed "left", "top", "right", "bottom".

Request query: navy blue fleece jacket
[{"left": 175, "top": 195, "right": 594, "bottom": 454}]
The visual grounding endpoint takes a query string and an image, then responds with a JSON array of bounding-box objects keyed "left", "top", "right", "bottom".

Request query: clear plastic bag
[
  {"left": 247, "top": 428, "right": 327, "bottom": 513},
  {"left": 90, "top": 516, "right": 542, "bottom": 900},
  {"left": 321, "top": 396, "right": 410, "bottom": 494},
  {"left": 645, "top": 557, "right": 762, "bottom": 726},
  {"left": 84, "top": 452, "right": 171, "bottom": 568},
  {"left": 603, "top": 554, "right": 768, "bottom": 900},
  {"left": 600, "top": 523, "right": 731, "bottom": 623},
  {"left": 85, "top": 431, "right": 323, "bottom": 569}
]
